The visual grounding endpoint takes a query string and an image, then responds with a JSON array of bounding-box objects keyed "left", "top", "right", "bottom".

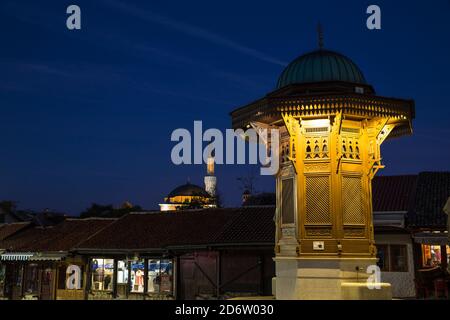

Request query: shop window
[
  {"left": 117, "top": 260, "right": 128, "bottom": 285},
  {"left": 421, "top": 245, "right": 449, "bottom": 268},
  {"left": 91, "top": 258, "right": 114, "bottom": 291},
  {"left": 58, "top": 264, "right": 84, "bottom": 290},
  {"left": 376, "top": 244, "right": 408, "bottom": 272},
  {"left": 160, "top": 260, "right": 173, "bottom": 294},
  {"left": 148, "top": 259, "right": 173, "bottom": 294},
  {"left": 23, "top": 264, "right": 39, "bottom": 295},
  {"left": 130, "top": 260, "right": 145, "bottom": 293}
]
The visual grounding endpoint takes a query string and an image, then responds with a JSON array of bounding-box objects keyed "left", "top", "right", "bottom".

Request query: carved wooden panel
[
  {"left": 344, "top": 227, "right": 365, "bottom": 238},
  {"left": 305, "top": 227, "right": 332, "bottom": 237},
  {"left": 305, "top": 176, "right": 331, "bottom": 224},
  {"left": 342, "top": 176, "right": 365, "bottom": 225},
  {"left": 303, "top": 163, "right": 330, "bottom": 172}
]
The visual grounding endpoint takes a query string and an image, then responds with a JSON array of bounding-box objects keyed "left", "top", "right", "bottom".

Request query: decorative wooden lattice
[
  {"left": 341, "top": 136, "right": 360, "bottom": 160},
  {"left": 281, "top": 178, "right": 294, "bottom": 224},
  {"left": 305, "top": 176, "right": 331, "bottom": 224},
  {"left": 280, "top": 141, "right": 290, "bottom": 163},
  {"left": 305, "top": 136, "right": 329, "bottom": 159},
  {"left": 342, "top": 176, "right": 365, "bottom": 225}
]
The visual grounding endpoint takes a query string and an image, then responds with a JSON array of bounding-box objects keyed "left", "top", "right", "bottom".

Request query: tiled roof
[
  {"left": 372, "top": 175, "right": 417, "bottom": 212},
  {"left": 0, "top": 227, "right": 47, "bottom": 251},
  {"left": 76, "top": 207, "right": 276, "bottom": 252},
  {"left": 407, "top": 172, "right": 450, "bottom": 228},
  {"left": 1, "top": 172, "right": 448, "bottom": 254},
  {"left": 0, "top": 218, "right": 115, "bottom": 252},
  {"left": 372, "top": 172, "right": 450, "bottom": 228},
  {"left": 214, "top": 207, "right": 275, "bottom": 244},
  {"left": 0, "top": 222, "right": 32, "bottom": 241},
  {"left": 243, "top": 193, "right": 276, "bottom": 206}
]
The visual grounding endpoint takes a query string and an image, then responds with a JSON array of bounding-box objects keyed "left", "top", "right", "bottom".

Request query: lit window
[
  {"left": 130, "top": 260, "right": 145, "bottom": 293},
  {"left": 117, "top": 260, "right": 128, "bottom": 285},
  {"left": 91, "top": 258, "right": 114, "bottom": 291},
  {"left": 148, "top": 259, "right": 173, "bottom": 294},
  {"left": 421, "top": 244, "right": 448, "bottom": 268}
]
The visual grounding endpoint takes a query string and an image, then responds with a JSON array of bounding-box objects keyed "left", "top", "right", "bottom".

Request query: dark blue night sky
[{"left": 1, "top": 0, "right": 449, "bottom": 214}]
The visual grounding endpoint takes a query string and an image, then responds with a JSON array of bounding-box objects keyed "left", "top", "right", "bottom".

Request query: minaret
[{"left": 204, "top": 156, "right": 217, "bottom": 197}]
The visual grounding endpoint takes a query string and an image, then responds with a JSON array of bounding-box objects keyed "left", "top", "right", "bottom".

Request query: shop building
[
  {"left": 372, "top": 175, "right": 417, "bottom": 298},
  {"left": 74, "top": 207, "right": 275, "bottom": 300},
  {"left": 373, "top": 172, "right": 450, "bottom": 298},
  {"left": 1, "top": 207, "right": 275, "bottom": 300},
  {"left": 1, "top": 172, "right": 448, "bottom": 300},
  {"left": 0, "top": 218, "right": 115, "bottom": 300}
]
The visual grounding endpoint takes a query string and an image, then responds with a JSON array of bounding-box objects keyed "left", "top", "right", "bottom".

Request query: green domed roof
[
  {"left": 276, "top": 49, "right": 367, "bottom": 89},
  {"left": 167, "top": 183, "right": 211, "bottom": 199}
]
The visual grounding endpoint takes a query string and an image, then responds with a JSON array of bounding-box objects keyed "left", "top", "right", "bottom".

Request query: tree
[
  {"left": 80, "top": 203, "right": 114, "bottom": 218},
  {"left": 0, "top": 201, "right": 17, "bottom": 213},
  {"left": 80, "top": 202, "right": 142, "bottom": 218},
  {"left": 237, "top": 168, "right": 258, "bottom": 194}
]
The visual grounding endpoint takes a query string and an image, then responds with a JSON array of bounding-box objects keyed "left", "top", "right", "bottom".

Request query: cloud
[
  {"left": 20, "top": 63, "right": 74, "bottom": 78},
  {"left": 105, "top": 0, "right": 287, "bottom": 66},
  {"left": 136, "top": 44, "right": 270, "bottom": 91}
]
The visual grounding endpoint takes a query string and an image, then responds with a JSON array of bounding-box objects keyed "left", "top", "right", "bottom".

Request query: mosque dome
[
  {"left": 167, "top": 183, "right": 211, "bottom": 199},
  {"left": 276, "top": 49, "right": 367, "bottom": 89}
]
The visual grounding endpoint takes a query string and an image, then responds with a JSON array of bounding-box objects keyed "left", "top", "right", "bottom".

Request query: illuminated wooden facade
[{"left": 231, "top": 49, "right": 415, "bottom": 299}]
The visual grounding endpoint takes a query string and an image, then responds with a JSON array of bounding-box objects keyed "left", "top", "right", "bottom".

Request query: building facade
[{"left": 0, "top": 207, "right": 275, "bottom": 300}]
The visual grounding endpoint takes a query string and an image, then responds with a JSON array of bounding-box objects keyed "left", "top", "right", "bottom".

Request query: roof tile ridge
[
  {"left": 211, "top": 208, "right": 242, "bottom": 243},
  {"left": 72, "top": 213, "right": 128, "bottom": 249}
]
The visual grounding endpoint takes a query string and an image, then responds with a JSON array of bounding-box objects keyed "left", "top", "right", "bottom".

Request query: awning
[
  {"left": 1, "top": 252, "right": 34, "bottom": 261},
  {"left": 29, "top": 252, "right": 66, "bottom": 261},
  {"left": 413, "top": 232, "right": 449, "bottom": 246}
]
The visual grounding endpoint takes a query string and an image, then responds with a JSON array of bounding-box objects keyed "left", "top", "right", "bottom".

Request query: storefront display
[
  {"left": 91, "top": 258, "right": 114, "bottom": 291},
  {"left": 421, "top": 244, "right": 450, "bottom": 268},
  {"left": 148, "top": 259, "right": 173, "bottom": 294},
  {"left": 130, "top": 260, "right": 145, "bottom": 293},
  {"left": 117, "top": 260, "right": 128, "bottom": 285}
]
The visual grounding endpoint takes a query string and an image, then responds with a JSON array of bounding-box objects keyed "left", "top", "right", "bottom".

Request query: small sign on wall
[{"left": 313, "top": 241, "right": 325, "bottom": 251}]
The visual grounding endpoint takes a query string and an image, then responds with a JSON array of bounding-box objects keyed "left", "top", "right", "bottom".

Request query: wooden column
[
  {"left": 175, "top": 255, "right": 181, "bottom": 300},
  {"left": 126, "top": 259, "right": 132, "bottom": 298},
  {"left": 216, "top": 251, "right": 221, "bottom": 298},
  {"left": 52, "top": 263, "right": 59, "bottom": 300},
  {"left": 84, "top": 257, "right": 91, "bottom": 300},
  {"left": 259, "top": 254, "right": 265, "bottom": 295},
  {"left": 143, "top": 258, "right": 149, "bottom": 299},
  {"left": 112, "top": 259, "right": 118, "bottom": 299},
  {"left": 440, "top": 245, "right": 448, "bottom": 270}
]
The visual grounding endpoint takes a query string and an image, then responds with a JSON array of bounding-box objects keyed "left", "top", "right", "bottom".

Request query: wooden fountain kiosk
[{"left": 230, "top": 48, "right": 415, "bottom": 299}]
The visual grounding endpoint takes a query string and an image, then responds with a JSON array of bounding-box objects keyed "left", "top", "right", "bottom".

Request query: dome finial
[{"left": 317, "top": 22, "right": 324, "bottom": 50}]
